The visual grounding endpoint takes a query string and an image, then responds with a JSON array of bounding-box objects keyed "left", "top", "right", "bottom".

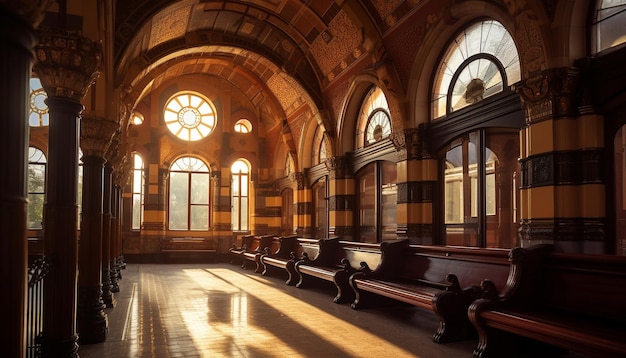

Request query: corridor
[{"left": 78, "top": 263, "right": 478, "bottom": 358}]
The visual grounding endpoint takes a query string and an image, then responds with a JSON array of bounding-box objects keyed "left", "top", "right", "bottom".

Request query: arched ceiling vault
[{"left": 113, "top": 0, "right": 432, "bottom": 164}]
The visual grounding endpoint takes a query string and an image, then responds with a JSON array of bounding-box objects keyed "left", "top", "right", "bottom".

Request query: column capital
[
  {"left": 515, "top": 67, "right": 582, "bottom": 123},
  {"left": 324, "top": 156, "right": 349, "bottom": 180},
  {"left": 33, "top": 28, "right": 102, "bottom": 101},
  {"left": 390, "top": 125, "right": 431, "bottom": 161},
  {"left": 80, "top": 116, "right": 118, "bottom": 157}
]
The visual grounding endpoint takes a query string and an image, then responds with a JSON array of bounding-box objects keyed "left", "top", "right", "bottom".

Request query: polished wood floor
[{"left": 77, "top": 262, "right": 579, "bottom": 358}]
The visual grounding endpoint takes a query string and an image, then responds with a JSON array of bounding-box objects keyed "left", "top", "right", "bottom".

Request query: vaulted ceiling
[{"left": 113, "top": 0, "right": 418, "bottom": 133}]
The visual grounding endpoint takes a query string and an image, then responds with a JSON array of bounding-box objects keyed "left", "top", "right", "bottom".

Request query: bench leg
[
  {"left": 332, "top": 271, "right": 355, "bottom": 304},
  {"left": 285, "top": 261, "right": 297, "bottom": 286},
  {"left": 432, "top": 291, "right": 477, "bottom": 343}
]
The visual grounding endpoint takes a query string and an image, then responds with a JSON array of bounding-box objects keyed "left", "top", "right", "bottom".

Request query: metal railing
[{"left": 27, "top": 256, "right": 50, "bottom": 358}]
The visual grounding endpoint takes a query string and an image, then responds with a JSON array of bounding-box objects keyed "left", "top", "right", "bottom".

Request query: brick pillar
[
  {"left": 293, "top": 172, "right": 313, "bottom": 237},
  {"left": 517, "top": 67, "right": 605, "bottom": 253},
  {"left": 391, "top": 127, "right": 437, "bottom": 244},
  {"left": 326, "top": 157, "right": 354, "bottom": 240}
]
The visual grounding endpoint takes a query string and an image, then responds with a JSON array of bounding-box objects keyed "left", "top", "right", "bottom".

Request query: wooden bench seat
[
  {"left": 259, "top": 235, "right": 301, "bottom": 285},
  {"left": 229, "top": 235, "right": 274, "bottom": 272},
  {"left": 350, "top": 243, "right": 515, "bottom": 343},
  {"left": 469, "top": 247, "right": 626, "bottom": 358},
  {"left": 295, "top": 238, "right": 403, "bottom": 304}
]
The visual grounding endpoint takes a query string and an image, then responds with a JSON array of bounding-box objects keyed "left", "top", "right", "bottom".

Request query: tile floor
[{"left": 77, "top": 262, "right": 574, "bottom": 358}]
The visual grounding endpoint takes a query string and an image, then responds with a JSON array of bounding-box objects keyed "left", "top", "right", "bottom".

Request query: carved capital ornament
[
  {"left": 80, "top": 116, "right": 119, "bottom": 157},
  {"left": 33, "top": 28, "right": 103, "bottom": 101}
]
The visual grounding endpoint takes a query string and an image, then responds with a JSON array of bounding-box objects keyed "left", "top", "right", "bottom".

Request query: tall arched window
[
  {"left": 164, "top": 92, "right": 217, "bottom": 141},
  {"left": 231, "top": 159, "right": 250, "bottom": 232},
  {"left": 430, "top": 19, "right": 522, "bottom": 249},
  {"left": 593, "top": 0, "right": 626, "bottom": 53},
  {"left": 28, "top": 147, "right": 46, "bottom": 229},
  {"left": 356, "top": 87, "right": 392, "bottom": 148},
  {"left": 169, "top": 157, "right": 210, "bottom": 230},
  {"left": 131, "top": 153, "right": 145, "bottom": 230}
]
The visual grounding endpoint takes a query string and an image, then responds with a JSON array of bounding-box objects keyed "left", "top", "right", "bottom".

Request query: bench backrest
[
  {"left": 296, "top": 238, "right": 320, "bottom": 260},
  {"left": 339, "top": 241, "right": 383, "bottom": 270},
  {"left": 250, "top": 235, "right": 274, "bottom": 252},
  {"left": 267, "top": 235, "right": 300, "bottom": 258},
  {"left": 533, "top": 253, "right": 626, "bottom": 323},
  {"left": 240, "top": 235, "right": 254, "bottom": 250},
  {"left": 397, "top": 245, "right": 511, "bottom": 290}
]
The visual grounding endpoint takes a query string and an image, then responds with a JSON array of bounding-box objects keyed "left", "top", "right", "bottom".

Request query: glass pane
[
  {"left": 190, "top": 205, "right": 208, "bottom": 230},
  {"left": 358, "top": 164, "right": 376, "bottom": 243},
  {"left": 241, "top": 175, "right": 248, "bottom": 196},
  {"left": 27, "top": 193, "right": 44, "bottom": 229},
  {"left": 596, "top": 1, "right": 626, "bottom": 52},
  {"left": 232, "top": 175, "right": 240, "bottom": 196},
  {"left": 28, "top": 163, "right": 45, "bottom": 192},
  {"left": 240, "top": 198, "right": 249, "bottom": 231},
  {"left": 191, "top": 172, "right": 209, "bottom": 204},
  {"left": 132, "top": 193, "right": 142, "bottom": 230},
  {"left": 169, "top": 172, "right": 189, "bottom": 230},
  {"left": 232, "top": 198, "right": 240, "bottom": 230},
  {"left": 381, "top": 162, "right": 397, "bottom": 241}
]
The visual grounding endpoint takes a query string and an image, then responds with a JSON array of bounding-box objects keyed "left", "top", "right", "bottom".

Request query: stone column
[
  {"left": 77, "top": 116, "right": 117, "bottom": 343},
  {"left": 0, "top": 3, "right": 51, "bottom": 357},
  {"left": 34, "top": 28, "right": 102, "bottom": 357},
  {"left": 390, "top": 126, "right": 436, "bottom": 244},
  {"left": 101, "top": 163, "right": 114, "bottom": 307}
]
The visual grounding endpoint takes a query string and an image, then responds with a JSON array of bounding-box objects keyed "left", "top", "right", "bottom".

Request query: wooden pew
[
  {"left": 468, "top": 247, "right": 626, "bottom": 358},
  {"left": 349, "top": 243, "right": 515, "bottom": 343},
  {"left": 294, "top": 238, "right": 404, "bottom": 304},
  {"left": 229, "top": 235, "right": 274, "bottom": 272},
  {"left": 229, "top": 235, "right": 254, "bottom": 265},
  {"left": 259, "top": 235, "right": 301, "bottom": 285}
]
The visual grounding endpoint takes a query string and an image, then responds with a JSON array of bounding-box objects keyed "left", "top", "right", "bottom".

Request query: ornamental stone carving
[
  {"left": 324, "top": 156, "right": 348, "bottom": 180},
  {"left": 390, "top": 126, "right": 431, "bottom": 161},
  {"left": 80, "top": 116, "right": 119, "bottom": 157},
  {"left": 33, "top": 28, "right": 102, "bottom": 101},
  {"left": 516, "top": 67, "right": 582, "bottom": 123}
]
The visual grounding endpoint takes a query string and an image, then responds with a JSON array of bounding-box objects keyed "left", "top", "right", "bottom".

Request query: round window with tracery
[{"left": 164, "top": 92, "right": 216, "bottom": 141}]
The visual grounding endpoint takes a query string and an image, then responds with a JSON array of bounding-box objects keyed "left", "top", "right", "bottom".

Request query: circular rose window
[{"left": 164, "top": 92, "right": 216, "bottom": 141}]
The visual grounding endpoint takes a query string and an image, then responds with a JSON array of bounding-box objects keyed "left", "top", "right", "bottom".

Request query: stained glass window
[{"left": 164, "top": 93, "right": 216, "bottom": 141}]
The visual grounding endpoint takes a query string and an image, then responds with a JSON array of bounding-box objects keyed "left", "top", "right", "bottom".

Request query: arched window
[
  {"left": 430, "top": 20, "right": 522, "bottom": 249},
  {"left": 169, "top": 157, "right": 210, "bottom": 230},
  {"left": 131, "top": 153, "right": 145, "bottom": 230},
  {"left": 431, "top": 20, "right": 521, "bottom": 119},
  {"left": 29, "top": 78, "right": 49, "bottom": 127},
  {"left": 593, "top": 0, "right": 626, "bottom": 53},
  {"left": 164, "top": 92, "right": 216, "bottom": 141},
  {"left": 234, "top": 119, "right": 252, "bottom": 133},
  {"left": 231, "top": 159, "right": 250, "bottom": 232},
  {"left": 312, "top": 126, "right": 328, "bottom": 165},
  {"left": 28, "top": 147, "right": 46, "bottom": 229},
  {"left": 356, "top": 87, "right": 392, "bottom": 148}
]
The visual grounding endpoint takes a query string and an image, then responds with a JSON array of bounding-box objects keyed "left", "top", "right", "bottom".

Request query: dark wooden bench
[
  {"left": 229, "top": 235, "right": 254, "bottom": 265},
  {"left": 468, "top": 246, "right": 626, "bottom": 358},
  {"left": 259, "top": 235, "right": 301, "bottom": 285},
  {"left": 229, "top": 235, "right": 274, "bottom": 272},
  {"left": 294, "top": 238, "right": 402, "bottom": 304},
  {"left": 349, "top": 243, "right": 515, "bottom": 343}
]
